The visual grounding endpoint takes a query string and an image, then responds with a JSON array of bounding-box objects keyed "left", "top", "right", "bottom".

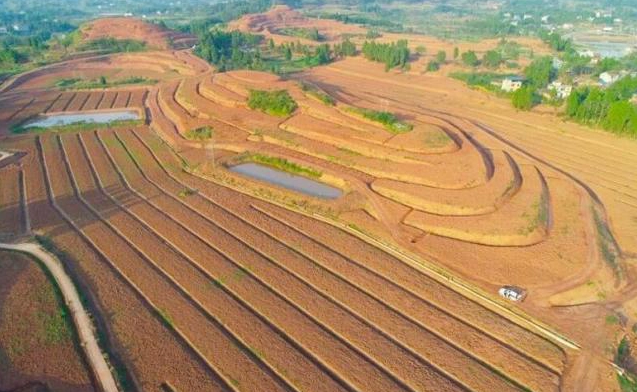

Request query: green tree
[
  {"left": 524, "top": 56, "right": 555, "bottom": 88},
  {"left": 268, "top": 38, "right": 275, "bottom": 50},
  {"left": 426, "top": 60, "right": 440, "bottom": 72},
  {"left": 461, "top": 51, "right": 479, "bottom": 67},
  {"left": 511, "top": 86, "right": 537, "bottom": 110},
  {"left": 453, "top": 47, "right": 459, "bottom": 59},
  {"left": 436, "top": 50, "right": 446, "bottom": 64},
  {"left": 482, "top": 50, "right": 502, "bottom": 68},
  {"left": 284, "top": 46, "right": 292, "bottom": 61},
  {"left": 99, "top": 75, "right": 107, "bottom": 86}
]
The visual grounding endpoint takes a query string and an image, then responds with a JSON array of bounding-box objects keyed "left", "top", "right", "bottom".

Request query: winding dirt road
[{"left": 0, "top": 241, "right": 119, "bottom": 392}]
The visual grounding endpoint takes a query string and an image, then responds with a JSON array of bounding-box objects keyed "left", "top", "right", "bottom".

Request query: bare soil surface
[{"left": 0, "top": 251, "right": 94, "bottom": 392}]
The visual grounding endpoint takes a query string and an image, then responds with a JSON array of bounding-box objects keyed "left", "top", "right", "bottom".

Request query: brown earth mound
[{"left": 82, "top": 18, "right": 196, "bottom": 50}]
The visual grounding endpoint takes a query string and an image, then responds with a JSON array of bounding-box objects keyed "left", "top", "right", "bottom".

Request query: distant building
[
  {"left": 562, "top": 23, "right": 574, "bottom": 30},
  {"left": 578, "top": 49, "right": 596, "bottom": 58},
  {"left": 602, "top": 26, "right": 614, "bottom": 32},
  {"left": 0, "top": 27, "right": 7, "bottom": 34},
  {"left": 523, "top": 14, "right": 533, "bottom": 20},
  {"left": 552, "top": 57, "right": 564, "bottom": 70},
  {"left": 541, "top": 15, "right": 550, "bottom": 23},
  {"left": 502, "top": 76, "right": 525, "bottom": 92},
  {"left": 548, "top": 81, "right": 573, "bottom": 99},
  {"left": 599, "top": 71, "right": 627, "bottom": 86}
]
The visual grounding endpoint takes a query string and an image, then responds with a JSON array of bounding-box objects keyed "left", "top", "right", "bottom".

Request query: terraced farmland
[
  {"left": 1, "top": 12, "right": 635, "bottom": 391},
  {"left": 0, "top": 125, "right": 570, "bottom": 391}
]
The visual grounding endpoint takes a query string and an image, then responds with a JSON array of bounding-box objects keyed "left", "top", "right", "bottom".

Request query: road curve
[{"left": 0, "top": 241, "right": 119, "bottom": 392}]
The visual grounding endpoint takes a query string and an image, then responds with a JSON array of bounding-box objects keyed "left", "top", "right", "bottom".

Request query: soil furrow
[{"left": 56, "top": 134, "right": 290, "bottom": 392}]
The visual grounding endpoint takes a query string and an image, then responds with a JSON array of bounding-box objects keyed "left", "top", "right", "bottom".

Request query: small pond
[
  {"left": 230, "top": 163, "right": 342, "bottom": 199},
  {"left": 23, "top": 110, "right": 140, "bottom": 129}
]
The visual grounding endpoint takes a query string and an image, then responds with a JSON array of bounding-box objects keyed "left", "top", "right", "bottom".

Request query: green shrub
[
  {"left": 299, "top": 82, "right": 335, "bottom": 106},
  {"left": 247, "top": 89, "right": 297, "bottom": 117},
  {"left": 242, "top": 153, "right": 322, "bottom": 178},
  {"left": 184, "top": 126, "right": 213, "bottom": 141},
  {"left": 347, "top": 107, "right": 413, "bottom": 133}
]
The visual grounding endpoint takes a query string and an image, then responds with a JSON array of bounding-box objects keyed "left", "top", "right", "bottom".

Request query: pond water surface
[
  {"left": 230, "top": 163, "right": 342, "bottom": 199},
  {"left": 23, "top": 110, "right": 140, "bottom": 128}
]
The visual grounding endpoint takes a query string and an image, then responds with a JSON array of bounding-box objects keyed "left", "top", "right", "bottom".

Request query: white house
[
  {"left": 600, "top": 71, "right": 621, "bottom": 86},
  {"left": 541, "top": 15, "right": 550, "bottom": 23},
  {"left": 502, "top": 76, "right": 525, "bottom": 92},
  {"left": 578, "top": 49, "right": 596, "bottom": 58},
  {"left": 548, "top": 81, "right": 573, "bottom": 99}
]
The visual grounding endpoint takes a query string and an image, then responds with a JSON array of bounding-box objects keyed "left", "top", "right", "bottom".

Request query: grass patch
[
  {"left": 593, "top": 208, "right": 620, "bottom": 274},
  {"left": 346, "top": 107, "right": 413, "bottom": 133},
  {"left": 519, "top": 192, "right": 549, "bottom": 235},
  {"left": 184, "top": 126, "right": 213, "bottom": 141},
  {"left": 178, "top": 188, "right": 196, "bottom": 198},
  {"left": 79, "top": 37, "right": 147, "bottom": 53},
  {"left": 247, "top": 89, "right": 297, "bottom": 117},
  {"left": 11, "top": 119, "right": 143, "bottom": 135},
  {"left": 423, "top": 131, "right": 452, "bottom": 147},
  {"left": 55, "top": 76, "right": 157, "bottom": 90},
  {"left": 157, "top": 308, "right": 174, "bottom": 328},
  {"left": 299, "top": 82, "right": 335, "bottom": 106},
  {"left": 277, "top": 27, "right": 322, "bottom": 41},
  {"left": 606, "top": 314, "right": 620, "bottom": 325},
  {"left": 39, "top": 309, "right": 71, "bottom": 344},
  {"left": 34, "top": 235, "right": 134, "bottom": 391},
  {"left": 240, "top": 153, "right": 322, "bottom": 179},
  {"left": 618, "top": 372, "right": 637, "bottom": 392}
]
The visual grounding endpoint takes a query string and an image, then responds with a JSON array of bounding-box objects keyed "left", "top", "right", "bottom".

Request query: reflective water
[
  {"left": 230, "top": 163, "right": 342, "bottom": 199},
  {"left": 24, "top": 110, "right": 140, "bottom": 128}
]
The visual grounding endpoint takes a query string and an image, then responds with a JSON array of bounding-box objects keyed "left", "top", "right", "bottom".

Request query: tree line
[
  {"left": 566, "top": 76, "right": 637, "bottom": 136},
  {"left": 361, "top": 40, "right": 410, "bottom": 71}
]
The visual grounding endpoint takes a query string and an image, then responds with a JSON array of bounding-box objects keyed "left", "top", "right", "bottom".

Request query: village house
[
  {"left": 599, "top": 71, "right": 620, "bottom": 86},
  {"left": 501, "top": 76, "right": 525, "bottom": 92},
  {"left": 548, "top": 81, "right": 573, "bottom": 99}
]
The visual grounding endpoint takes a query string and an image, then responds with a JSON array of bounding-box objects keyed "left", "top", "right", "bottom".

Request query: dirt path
[{"left": 0, "top": 242, "right": 119, "bottom": 392}]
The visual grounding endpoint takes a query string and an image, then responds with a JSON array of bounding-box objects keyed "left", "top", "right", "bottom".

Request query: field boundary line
[
  {"left": 48, "top": 135, "right": 239, "bottom": 392},
  {"left": 148, "top": 126, "right": 580, "bottom": 352},
  {"left": 118, "top": 129, "right": 424, "bottom": 392},
  {"left": 90, "top": 131, "right": 310, "bottom": 392},
  {"left": 132, "top": 129, "right": 563, "bottom": 387},
  {"left": 250, "top": 203, "right": 563, "bottom": 380},
  {"left": 0, "top": 242, "right": 119, "bottom": 392}
]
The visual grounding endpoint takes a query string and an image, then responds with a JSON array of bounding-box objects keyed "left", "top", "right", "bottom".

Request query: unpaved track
[{"left": 0, "top": 242, "right": 119, "bottom": 392}]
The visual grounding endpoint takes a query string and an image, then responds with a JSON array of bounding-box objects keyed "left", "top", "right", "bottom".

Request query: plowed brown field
[{"left": 2, "top": 12, "right": 633, "bottom": 391}]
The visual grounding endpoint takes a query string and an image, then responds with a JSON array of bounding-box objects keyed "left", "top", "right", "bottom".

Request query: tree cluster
[
  {"left": 566, "top": 76, "right": 637, "bottom": 136},
  {"left": 361, "top": 40, "right": 410, "bottom": 71},
  {"left": 195, "top": 29, "right": 263, "bottom": 71}
]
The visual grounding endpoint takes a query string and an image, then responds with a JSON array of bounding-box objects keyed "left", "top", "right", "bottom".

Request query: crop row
[
  {"left": 127, "top": 128, "right": 563, "bottom": 391},
  {"left": 27, "top": 135, "right": 226, "bottom": 391}
]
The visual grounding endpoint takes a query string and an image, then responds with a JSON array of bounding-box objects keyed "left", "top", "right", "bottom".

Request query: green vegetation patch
[
  {"left": 299, "top": 82, "right": 335, "bottom": 106},
  {"left": 277, "top": 27, "right": 322, "bottom": 41},
  {"left": 55, "top": 76, "right": 157, "bottom": 90},
  {"left": 240, "top": 153, "right": 322, "bottom": 179},
  {"left": 346, "top": 107, "right": 413, "bottom": 133},
  {"left": 11, "top": 119, "right": 144, "bottom": 135},
  {"left": 79, "top": 37, "right": 147, "bottom": 53},
  {"left": 184, "top": 126, "right": 213, "bottom": 141},
  {"left": 247, "top": 89, "right": 297, "bottom": 117}
]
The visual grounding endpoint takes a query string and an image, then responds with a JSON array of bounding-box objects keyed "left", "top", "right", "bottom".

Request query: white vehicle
[{"left": 498, "top": 286, "right": 527, "bottom": 302}]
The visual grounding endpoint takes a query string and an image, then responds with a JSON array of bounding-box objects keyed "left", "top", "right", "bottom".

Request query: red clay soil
[
  {"left": 81, "top": 18, "right": 195, "bottom": 50},
  {"left": 0, "top": 251, "right": 94, "bottom": 392},
  {"left": 46, "top": 133, "right": 285, "bottom": 392},
  {"left": 132, "top": 128, "right": 566, "bottom": 391},
  {"left": 32, "top": 134, "right": 229, "bottom": 391},
  {"left": 0, "top": 164, "right": 23, "bottom": 236}
]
